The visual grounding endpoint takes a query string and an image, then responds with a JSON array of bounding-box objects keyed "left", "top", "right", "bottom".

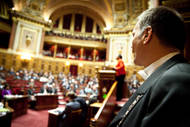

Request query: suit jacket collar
[
  {"left": 110, "top": 54, "right": 187, "bottom": 126},
  {"left": 137, "top": 54, "right": 187, "bottom": 94}
]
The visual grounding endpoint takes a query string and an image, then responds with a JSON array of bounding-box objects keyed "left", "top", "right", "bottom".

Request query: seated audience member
[
  {"left": 0, "top": 80, "right": 6, "bottom": 89},
  {"left": 62, "top": 92, "right": 81, "bottom": 115},
  {"left": 40, "top": 84, "right": 51, "bottom": 94},
  {"left": 88, "top": 85, "right": 98, "bottom": 104},
  {"left": 0, "top": 66, "right": 3, "bottom": 71},
  {"left": 48, "top": 84, "right": 58, "bottom": 94},
  {"left": 28, "top": 78, "right": 35, "bottom": 87},
  {"left": 74, "top": 95, "right": 88, "bottom": 123},
  {"left": 2, "top": 85, "right": 12, "bottom": 98},
  {"left": 59, "top": 92, "right": 87, "bottom": 127},
  {"left": 8, "top": 67, "right": 15, "bottom": 75},
  {"left": 27, "top": 85, "right": 36, "bottom": 108},
  {"left": 17, "top": 86, "right": 26, "bottom": 95},
  {"left": 27, "top": 85, "right": 36, "bottom": 95},
  {"left": 15, "top": 72, "right": 21, "bottom": 79}
]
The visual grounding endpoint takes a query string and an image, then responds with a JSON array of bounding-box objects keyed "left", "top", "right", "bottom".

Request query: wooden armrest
[{"left": 90, "top": 102, "right": 102, "bottom": 108}]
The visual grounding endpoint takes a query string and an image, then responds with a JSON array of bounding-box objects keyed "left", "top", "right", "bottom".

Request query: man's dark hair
[
  {"left": 117, "top": 54, "right": 122, "bottom": 59},
  {"left": 66, "top": 91, "right": 76, "bottom": 100},
  {"left": 137, "top": 6, "right": 186, "bottom": 51}
]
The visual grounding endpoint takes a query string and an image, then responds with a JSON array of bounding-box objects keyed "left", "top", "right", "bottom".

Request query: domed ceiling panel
[{"left": 43, "top": 0, "right": 113, "bottom": 28}]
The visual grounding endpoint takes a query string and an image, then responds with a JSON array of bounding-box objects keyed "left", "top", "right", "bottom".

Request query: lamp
[{"left": 20, "top": 53, "right": 32, "bottom": 68}]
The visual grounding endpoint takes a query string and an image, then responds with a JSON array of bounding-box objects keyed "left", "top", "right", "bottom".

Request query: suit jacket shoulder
[
  {"left": 109, "top": 55, "right": 190, "bottom": 127},
  {"left": 65, "top": 101, "right": 81, "bottom": 111}
]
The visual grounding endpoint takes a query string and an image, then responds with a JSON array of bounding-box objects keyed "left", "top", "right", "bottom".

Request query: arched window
[{"left": 63, "top": 14, "right": 72, "bottom": 29}]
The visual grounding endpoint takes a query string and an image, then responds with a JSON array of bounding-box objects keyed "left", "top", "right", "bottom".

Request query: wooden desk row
[
  {"left": 34, "top": 94, "right": 58, "bottom": 110},
  {"left": 4, "top": 94, "right": 58, "bottom": 119}
]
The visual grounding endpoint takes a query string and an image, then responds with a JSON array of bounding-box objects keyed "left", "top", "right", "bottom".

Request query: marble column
[
  {"left": 80, "top": 48, "right": 84, "bottom": 59},
  {"left": 93, "top": 49, "right": 97, "bottom": 61},
  {"left": 58, "top": 16, "right": 63, "bottom": 30},
  {"left": 53, "top": 44, "right": 57, "bottom": 58},
  {"left": 81, "top": 15, "right": 86, "bottom": 33},
  {"left": 92, "top": 21, "right": 97, "bottom": 34},
  {"left": 70, "top": 14, "right": 75, "bottom": 32},
  {"left": 8, "top": 20, "right": 17, "bottom": 50}
]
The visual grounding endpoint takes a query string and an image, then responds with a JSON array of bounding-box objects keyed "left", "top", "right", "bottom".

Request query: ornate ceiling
[
  {"left": 11, "top": 0, "right": 148, "bottom": 31},
  {"left": 43, "top": 0, "right": 113, "bottom": 29},
  {"left": 1, "top": 0, "right": 190, "bottom": 32}
]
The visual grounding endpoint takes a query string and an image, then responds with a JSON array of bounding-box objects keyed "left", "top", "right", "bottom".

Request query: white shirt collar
[{"left": 138, "top": 52, "right": 180, "bottom": 80}]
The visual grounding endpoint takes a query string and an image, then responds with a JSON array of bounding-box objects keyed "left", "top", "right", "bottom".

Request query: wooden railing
[{"left": 90, "top": 81, "right": 117, "bottom": 127}]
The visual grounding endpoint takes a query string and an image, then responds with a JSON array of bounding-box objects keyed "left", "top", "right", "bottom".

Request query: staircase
[
  {"left": 56, "top": 85, "right": 67, "bottom": 106},
  {"left": 58, "top": 93, "right": 66, "bottom": 105}
]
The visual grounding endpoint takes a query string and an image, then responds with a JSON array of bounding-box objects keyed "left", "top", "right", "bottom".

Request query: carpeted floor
[{"left": 12, "top": 109, "right": 49, "bottom": 127}]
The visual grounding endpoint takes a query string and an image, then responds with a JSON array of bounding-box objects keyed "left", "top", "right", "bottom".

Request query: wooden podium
[
  {"left": 97, "top": 70, "right": 116, "bottom": 102},
  {"left": 89, "top": 70, "right": 117, "bottom": 127}
]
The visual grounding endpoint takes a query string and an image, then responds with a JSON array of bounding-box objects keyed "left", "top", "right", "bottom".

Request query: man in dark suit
[
  {"left": 27, "top": 85, "right": 35, "bottom": 95},
  {"left": 109, "top": 6, "right": 190, "bottom": 127},
  {"left": 75, "top": 97, "right": 88, "bottom": 123},
  {"left": 63, "top": 92, "right": 82, "bottom": 115},
  {"left": 40, "top": 84, "right": 52, "bottom": 94},
  {"left": 48, "top": 84, "right": 58, "bottom": 94},
  {"left": 59, "top": 92, "right": 87, "bottom": 127}
]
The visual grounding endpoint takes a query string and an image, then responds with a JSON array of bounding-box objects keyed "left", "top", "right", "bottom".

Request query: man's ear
[{"left": 143, "top": 26, "right": 152, "bottom": 45}]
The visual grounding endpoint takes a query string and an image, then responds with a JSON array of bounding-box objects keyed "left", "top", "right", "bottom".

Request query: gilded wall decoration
[
  {"left": 13, "top": 21, "right": 43, "bottom": 55},
  {"left": 23, "top": 0, "right": 46, "bottom": 17},
  {"left": 20, "top": 29, "right": 36, "bottom": 50}
]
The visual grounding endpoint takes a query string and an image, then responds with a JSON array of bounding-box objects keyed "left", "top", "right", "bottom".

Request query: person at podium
[{"left": 114, "top": 55, "right": 126, "bottom": 101}]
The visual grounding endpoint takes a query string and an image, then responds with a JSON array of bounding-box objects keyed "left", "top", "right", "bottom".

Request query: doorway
[{"left": 70, "top": 65, "right": 78, "bottom": 76}]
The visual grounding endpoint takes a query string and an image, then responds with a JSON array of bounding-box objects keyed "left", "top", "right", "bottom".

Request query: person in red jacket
[{"left": 115, "top": 55, "right": 126, "bottom": 101}]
